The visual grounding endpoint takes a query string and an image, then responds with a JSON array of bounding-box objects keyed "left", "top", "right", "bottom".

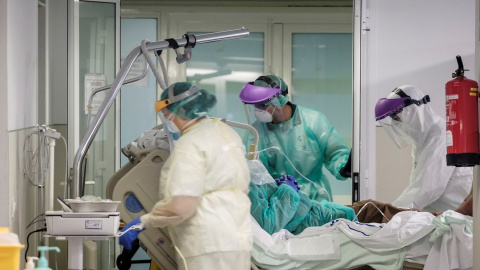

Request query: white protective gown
[
  {"left": 141, "top": 118, "right": 253, "bottom": 269},
  {"left": 389, "top": 87, "right": 472, "bottom": 212}
]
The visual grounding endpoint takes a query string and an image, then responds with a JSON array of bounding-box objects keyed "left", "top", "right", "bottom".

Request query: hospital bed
[{"left": 106, "top": 123, "right": 461, "bottom": 270}]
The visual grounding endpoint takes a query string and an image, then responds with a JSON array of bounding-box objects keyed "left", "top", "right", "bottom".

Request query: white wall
[
  {"left": 8, "top": 0, "right": 38, "bottom": 131},
  {"left": 5, "top": 4, "right": 39, "bottom": 268},
  {"left": 362, "top": 0, "right": 476, "bottom": 202},
  {"left": 0, "top": 0, "right": 9, "bottom": 227}
]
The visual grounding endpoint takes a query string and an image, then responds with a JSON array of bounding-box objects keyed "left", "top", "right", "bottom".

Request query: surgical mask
[
  {"left": 159, "top": 112, "right": 181, "bottom": 151},
  {"left": 165, "top": 119, "right": 180, "bottom": 140},
  {"left": 254, "top": 107, "right": 273, "bottom": 122}
]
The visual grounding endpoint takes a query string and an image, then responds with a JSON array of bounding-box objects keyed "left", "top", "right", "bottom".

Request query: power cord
[{"left": 24, "top": 228, "right": 47, "bottom": 262}]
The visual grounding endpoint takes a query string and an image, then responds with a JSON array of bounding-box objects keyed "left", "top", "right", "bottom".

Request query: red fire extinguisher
[{"left": 445, "top": 55, "right": 480, "bottom": 166}]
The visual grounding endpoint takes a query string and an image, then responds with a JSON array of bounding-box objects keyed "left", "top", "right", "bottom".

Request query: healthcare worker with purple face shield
[
  {"left": 119, "top": 82, "right": 253, "bottom": 270},
  {"left": 239, "top": 75, "right": 351, "bottom": 203},
  {"left": 375, "top": 85, "right": 472, "bottom": 212}
]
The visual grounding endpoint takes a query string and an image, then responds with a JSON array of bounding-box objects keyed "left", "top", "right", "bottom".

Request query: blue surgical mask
[
  {"left": 165, "top": 118, "right": 181, "bottom": 140},
  {"left": 159, "top": 112, "right": 181, "bottom": 151}
]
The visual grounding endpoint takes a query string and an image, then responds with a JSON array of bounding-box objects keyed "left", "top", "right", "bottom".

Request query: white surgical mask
[{"left": 254, "top": 107, "right": 273, "bottom": 122}]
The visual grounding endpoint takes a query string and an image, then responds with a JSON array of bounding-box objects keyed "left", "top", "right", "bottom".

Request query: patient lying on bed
[{"left": 248, "top": 170, "right": 473, "bottom": 236}]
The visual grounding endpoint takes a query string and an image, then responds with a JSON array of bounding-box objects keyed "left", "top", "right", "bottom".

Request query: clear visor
[
  {"left": 378, "top": 113, "right": 413, "bottom": 149},
  {"left": 243, "top": 96, "right": 282, "bottom": 125}
]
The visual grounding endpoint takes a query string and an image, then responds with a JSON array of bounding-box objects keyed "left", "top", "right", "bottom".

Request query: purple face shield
[
  {"left": 375, "top": 97, "right": 410, "bottom": 120},
  {"left": 239, "top": 82, "right": 282, "bottom": 104},
  {"left": 375, "top": 94, "right": 431, "bottom": 121}
]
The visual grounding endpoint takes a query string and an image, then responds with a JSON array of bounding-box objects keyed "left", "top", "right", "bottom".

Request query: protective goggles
[
  {"left": 239, "top": 82, "right": 282, "bottom": 105},
  {"left": 155, "top": 84, "right": 200, "bottom": 112},
  {"left": 375, "top": 95, "right": 430, "bottom": 121}
]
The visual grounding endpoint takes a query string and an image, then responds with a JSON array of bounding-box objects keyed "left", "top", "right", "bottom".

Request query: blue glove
[
  {"left": 275, "top": 175, "right": 300, "bottom": 193},
  {"left": 119, "top": 216, "right": 145, "bottom": 250}
]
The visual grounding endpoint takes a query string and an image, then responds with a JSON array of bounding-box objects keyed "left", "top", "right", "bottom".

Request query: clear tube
[
  {"left": 249, "top": 146, "right": 335, "bottom": 222},
  {"left": 353, "top": 201, "right": 390, "bottom": 223}
]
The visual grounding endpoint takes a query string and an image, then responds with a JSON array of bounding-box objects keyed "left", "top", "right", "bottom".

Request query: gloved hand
[
  {"left": 119, "top": 216, "right": 145, "bottom": 250},
  {"left": 339, "top": 151, "right": 352, "bottom": 178},
  {"left": 275, "top": 175, "right": 300, "bottom": 192}
]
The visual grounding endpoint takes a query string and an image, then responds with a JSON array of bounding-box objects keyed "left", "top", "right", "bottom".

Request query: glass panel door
[
  {"left": 71, "top": 1, "right": 119, "bottom": 269},
  {"left": 78, "top": 0, "right": 117, "bottom": 202},
  {"left": 174, "top": 23, "right": 268, "bottom": 138},
  {"left": 120, "top": 18, "right": 158, "bottom": 166},
  {"left": 185, "top": 32, "right": 265, "bottom": 137},
  {"left": 283, "top": 25, "right": 353, "bottom": 204}
]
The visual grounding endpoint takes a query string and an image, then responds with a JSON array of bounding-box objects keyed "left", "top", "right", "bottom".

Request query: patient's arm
[
  {"left": 455, "top": 195, "right": 473, "bottom": 216},
  {"left": 140, "top": 196, "right": 200, "bottom": 228}
]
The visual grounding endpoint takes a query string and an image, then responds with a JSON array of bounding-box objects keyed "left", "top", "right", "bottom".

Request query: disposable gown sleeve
[
  {"left": 392, "top": 140, "right": 453, "bottom": 210},
  {"left": 293, "top": 199, "right": 356, "bottom": 235},
  {"left": 140, "top": 196, "right": 200, "bottom": 228},
  {"left": 248, "top": 181, "right": 300, "bottom": 234},
  {"left": 309, "top": 110, "right": 350, "bottom": 180}
]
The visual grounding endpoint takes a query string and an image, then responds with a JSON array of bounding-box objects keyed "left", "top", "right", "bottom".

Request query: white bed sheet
[{"left": 251, "top": 210, "right": 472, "bottom": 270}]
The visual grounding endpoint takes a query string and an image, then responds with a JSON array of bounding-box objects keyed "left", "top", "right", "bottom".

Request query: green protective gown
[
  {"left": 244, "top": 103, "right": 350, "bottom": 202},
  {"left": 248, "top": 181, "right": 355, "bottom": 235}
]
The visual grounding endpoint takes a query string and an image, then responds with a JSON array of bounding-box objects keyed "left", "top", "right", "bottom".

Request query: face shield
[
  {"left": 375, "top": 93, "right": 430, "bottom": 149},
  {"left": 239, "top": 81, "right": 284, "bottom": 124},
  {"left": 377, "top": 112, "right": 414, "bottom": 148},
  {"left": 154, "top": 84, "right": 200, "bottom": 151}
]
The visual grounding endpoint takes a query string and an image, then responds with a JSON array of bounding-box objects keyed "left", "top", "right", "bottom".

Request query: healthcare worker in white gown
[
  {"left": 375, "top": 85, "right": 472, "bottom": 212},
  {"left": 119, "top": 82, "right": 253, "bottom": 270}
]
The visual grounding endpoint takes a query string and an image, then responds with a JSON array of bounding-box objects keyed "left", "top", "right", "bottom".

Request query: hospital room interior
[{"left": 1, "top": 0, "right": 480, "bottom": 269}]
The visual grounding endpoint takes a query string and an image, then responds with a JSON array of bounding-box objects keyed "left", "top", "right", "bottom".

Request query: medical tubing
[
  {"left": 168, "top": 227, "right": 188, "bottom": 270},
  {"left": 250, "top": 146, "right": 334, "bottom": 222},
  {"left": 73, "top": 28, "right": 249, "bottom": 198},
  {"left": 223, "top": 119, "right": 259, "bottom": 147},
  {"left": 353, "top": 201, "right": 390, "bottom": 222},
  {"left": 154, "top": 50, "right": 169, "bottom": 86},
  {"left": 116, "top": 223, "right": 144, "bottom": 237},
  {"left": 141, "top": 39, "right": 168, "bottom": 90}
]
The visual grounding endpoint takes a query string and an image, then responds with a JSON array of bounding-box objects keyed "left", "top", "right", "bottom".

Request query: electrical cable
[
  {"left": 26, "top": 213, "right": 45, "bottom": 229},
  {"left": 24, "top": 228, "right": 47, "bottom": 262},
  {"left": 23, "top": 127, "right": 50, "bottom": 187},
  {"left": 26, "top": 219, "right": 46, "bottom": 229}
]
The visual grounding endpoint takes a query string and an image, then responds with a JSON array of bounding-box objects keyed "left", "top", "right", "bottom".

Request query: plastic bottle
[
  {"left": 25, "top": 256, "right": 38, "bottom": 270},
  {"left": 35, "top": 246, "right": 60, "bottom": 270}
]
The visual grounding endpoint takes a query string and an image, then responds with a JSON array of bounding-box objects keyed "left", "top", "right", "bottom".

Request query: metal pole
[{"left": 71, "top": 28, "right": 250, "bottom": 198}]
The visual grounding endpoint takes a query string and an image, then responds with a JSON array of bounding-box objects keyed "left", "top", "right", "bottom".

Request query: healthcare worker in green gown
[{"left": 239, "top": 75, "right": 352, "bottom": 202}]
